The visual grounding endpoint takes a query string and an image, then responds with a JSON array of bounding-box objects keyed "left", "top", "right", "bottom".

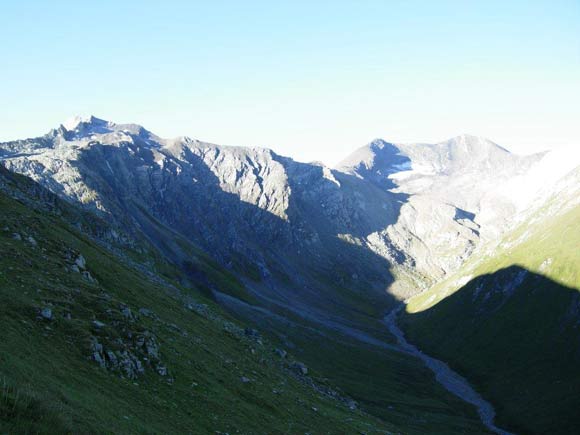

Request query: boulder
[
  {"left": 92, "top": 320, "right": 106, "bottom": 329},
  {"left": 40, "top": 307, "right": 53, "bottom": 320},
  {"left": 244, "top": 327, "right": 260, "bottom": 338},
  {"left": 120, "top": 305, "right": 134, "bottom": 320},
  {"left": 82, "top": 271, "right": 96, "bottom": 283},
  {"left": 75, "top": 254, "right": 86, "bottom": 269},
  {"left": 291, "top": 361, "right": 308, "bottom": 375},
  {"left": 274, "top": 348, "right": 287, "bottom": 358}
]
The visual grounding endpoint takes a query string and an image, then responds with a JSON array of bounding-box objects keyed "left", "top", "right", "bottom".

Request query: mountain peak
[
  {"left": 56, "top": 116, "right": 159, "bottom": 145},
  {"left": 61, "top": 115, "right": 109, "bottom": 132},
  {"left": 442, "top": 134, "right": 510, "bottom": 153}
]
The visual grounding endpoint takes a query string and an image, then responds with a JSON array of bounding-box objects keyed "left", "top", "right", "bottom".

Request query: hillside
[
  {"left": 401, "top": 167, "right": 580, "bottom": 434},
  {"left": 0, "top": 166, "right": 488, "bottom": 433},
  {"left": 2, "top": 117, "right": 577, "bottom": 434}
]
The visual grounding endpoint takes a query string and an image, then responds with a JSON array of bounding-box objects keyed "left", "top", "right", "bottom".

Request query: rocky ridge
[{"left": 0, "top": 117, "right": 563, "bottom": 304}]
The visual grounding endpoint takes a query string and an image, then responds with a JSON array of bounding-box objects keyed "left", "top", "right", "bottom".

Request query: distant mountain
[{"left": 337, "top": 134, "right": 548, "bottom": 289}]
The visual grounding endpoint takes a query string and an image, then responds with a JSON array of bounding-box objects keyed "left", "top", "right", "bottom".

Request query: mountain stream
[{"left": 384, "top": 306, "right": 515, "bottom": 435}]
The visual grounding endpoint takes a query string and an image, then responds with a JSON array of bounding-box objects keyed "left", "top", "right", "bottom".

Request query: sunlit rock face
[
  {"left": 0, "top": 118, "right": 561, "bottom": 305},
  {"left": 336, "top": 135, "right": 547, "bottom": 291}
]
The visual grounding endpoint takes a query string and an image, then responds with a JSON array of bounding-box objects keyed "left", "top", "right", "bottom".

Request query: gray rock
[
  {"left": 40, "top": 307, "right": 52, "bottom": 320},
  {"left": 291, "top": 361, "right": 308, "bottom": 375},
  {"left": 82, "top": 271, "right": 96, "bottom": 283},
  {"left": 91, "top": 339, "right": 103, "bottom": 353},
  {"left": 11, "top": 233, "right": 21, "bottom": 241},
  {"left": 93, "top": 351, "right": 106, "bottom": 368},
  {"left": 26, "top": 236, "right": 37, "bottom": 246},
  {"left": 145, "top": 338, "right": 159, "bottom": 359},
  {"left": 274, "top": 348, "right": 287, "bottom": 358},
  {"left": 240, "top": 376, "right": 251, "bottom": 383},
  {"left": 0, "top": 117, "right": 561, "bottom": 345},
  {"left": 138, "top": 308, "right": 153, "bottom": 317},
  {"left": 244, "top": 328, "right": 260, "bottom": 338},
  {"left": 92, "top": 320, "right": 106, "bottom": 329},
  {"left": 75, "top": 254, "right": 86, "bottom": 269},
  {"left": 120, "top": 305, "right": 134, "bottom": 320},
  {"left": 106, "top": 350, "right": 118, "bottom": 366}
]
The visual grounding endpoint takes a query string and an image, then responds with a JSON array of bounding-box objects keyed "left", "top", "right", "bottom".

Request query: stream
[{"left": 384, "top": 306, "right": 515, "bottom": 435}]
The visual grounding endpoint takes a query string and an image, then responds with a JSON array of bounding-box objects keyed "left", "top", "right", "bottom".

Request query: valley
[{"left": 1, "top": 116, "right": 578, "bottom": 434}]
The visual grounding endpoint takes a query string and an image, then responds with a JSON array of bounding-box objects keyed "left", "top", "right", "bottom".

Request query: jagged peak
[{"left": 61, "top": 115, "right": 109, "bottom": 132}]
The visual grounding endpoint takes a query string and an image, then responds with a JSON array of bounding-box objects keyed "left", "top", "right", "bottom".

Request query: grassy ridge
[{"left": 401, "top": 201, "right": 580, "bottom": 434}]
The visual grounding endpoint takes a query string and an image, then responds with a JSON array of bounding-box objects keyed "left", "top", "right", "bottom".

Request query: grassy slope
[
  {"left": 0, "top": 190, "right": 397, "bottom": 434},
  {"left": 401, "top": 197, "right": 580, "bottom": 434},
  {"left": 0, "top": 167, "right": 489, "bottom": 434}
]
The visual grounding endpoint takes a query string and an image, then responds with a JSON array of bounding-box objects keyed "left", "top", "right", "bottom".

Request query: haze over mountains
[{"left": 1, "top": 116, "right": 579, "bottom": 434}]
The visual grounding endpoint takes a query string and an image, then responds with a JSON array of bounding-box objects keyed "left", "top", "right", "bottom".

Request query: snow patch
[{"left": 62, "top": 115, "right": 94, "bottom": 131}]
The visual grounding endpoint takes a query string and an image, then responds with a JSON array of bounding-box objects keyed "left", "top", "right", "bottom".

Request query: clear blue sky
[{"left": 1, "top": 0, "right": 578, "bottom": 164}]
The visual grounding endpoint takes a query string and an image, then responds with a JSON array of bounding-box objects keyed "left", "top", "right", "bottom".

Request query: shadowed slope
[{"left": 402, "top": 267, "right": 580, "bottom": 434}]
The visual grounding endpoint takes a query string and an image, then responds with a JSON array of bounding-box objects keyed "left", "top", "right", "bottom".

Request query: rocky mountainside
[
  {"left": 2, "top": 118, "right": 407, "bottom": 336},
  {"left": 337, "top": 135, "right": 547, "bottom": 288},
  {"left": 0, "top": 117, "right": 556, "bottom": 302},
  {"left": 0, "top": 146, "right": 488, "bottom": 434},
  {"left": 0, "top": 164, "right": 395, "bottom": 434}
]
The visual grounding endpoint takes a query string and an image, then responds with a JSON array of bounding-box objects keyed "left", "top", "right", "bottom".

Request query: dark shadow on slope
[
  {"left": 271, "top": 152, "right": 410, "bottom": 241},
  {"left": 347, "top": 140, "right": 413, "bottom": 191},
  {"left": 402, "top": 266, "right": 580, "bottom": 435},
  {"left": 453, "top": 207, "right": 476, "bottom": 222},
  {"left": 68, "top": 143, "right": 405, "bottom": 329}
]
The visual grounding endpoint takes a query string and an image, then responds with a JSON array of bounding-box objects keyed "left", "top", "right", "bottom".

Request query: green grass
[
  {"left": 279, "top": 327, "right": 492, "bottom": 434},
  {"left": 0, "top": 378, "right": 72, "bottom": 434},
  {"left": 0, "top": 190, "right": 395, "bottom": 434}
]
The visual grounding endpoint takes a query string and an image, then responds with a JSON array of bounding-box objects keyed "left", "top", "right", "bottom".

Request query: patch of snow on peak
[{"left": 62, "top": 115, "right": 97, "bottom": 131}]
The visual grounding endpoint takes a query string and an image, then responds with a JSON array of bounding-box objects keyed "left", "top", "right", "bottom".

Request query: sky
[{"left": 0, "top": 0, "right": 578, "bottom": 165}]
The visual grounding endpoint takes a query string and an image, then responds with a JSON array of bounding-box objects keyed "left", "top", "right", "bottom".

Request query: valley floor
[{"left": 384, "top": 306, "right": 513, "bottom": 435}]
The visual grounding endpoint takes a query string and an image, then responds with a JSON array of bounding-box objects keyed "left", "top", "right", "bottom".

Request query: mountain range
[{"left": 1, "top": 116, "right": 578, "bottom": 434}]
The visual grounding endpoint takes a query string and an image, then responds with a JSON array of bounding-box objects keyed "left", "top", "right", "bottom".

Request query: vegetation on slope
[
  {"left": 0, "top": 181, "right": 394, "bottom": 434},
  {"left": 0, "top": 165, "right": 489, "bottom": 434},
  {"left": 401, "top": 198, "right": 580, "bottom": 434}
]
